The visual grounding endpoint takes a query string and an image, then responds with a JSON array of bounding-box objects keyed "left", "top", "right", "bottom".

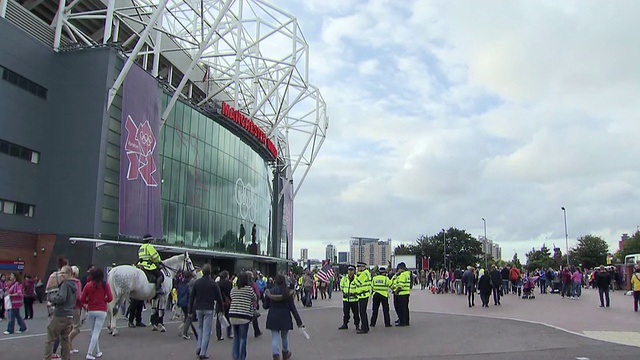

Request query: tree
[
  {"left": 511, "top": 252, "right": 522, "bottom": 270},
  {"left": 394, "top": 244, "right": 415, "bottom": 255},
  {"left": 615, "top": 231, "right": 640, "bottom": 263},
  {"left": 411, "top": 228, "right": 483, "bottom": 270},
  {"left": 525, "top": 245, "right": 554, "bottom": 271},
  {"left": 570, "top": 235, "right": 609, "bottom": 269}
]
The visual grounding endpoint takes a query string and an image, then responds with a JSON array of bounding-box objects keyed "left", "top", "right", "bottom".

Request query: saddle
[{"left": 135, "top": 264, "right": 167, "bottom": 284}]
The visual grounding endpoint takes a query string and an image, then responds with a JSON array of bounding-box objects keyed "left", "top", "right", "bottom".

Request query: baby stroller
[{"left": 521, "top": 277, "right": 536, "bottom": 299}]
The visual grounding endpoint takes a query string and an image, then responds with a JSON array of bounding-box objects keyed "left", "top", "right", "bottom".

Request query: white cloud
[{"left": 271, "top": 0, "right": 640, "bottom": 261}]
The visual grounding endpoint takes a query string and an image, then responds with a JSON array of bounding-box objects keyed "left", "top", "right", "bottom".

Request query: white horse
[{"left": 106, "top": 252, "right": 195, "bottom": 335}]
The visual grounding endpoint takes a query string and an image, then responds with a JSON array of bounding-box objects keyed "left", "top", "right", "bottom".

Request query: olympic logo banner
[{"left": 118, "top": 65, "right": 163, "bottom": 238}]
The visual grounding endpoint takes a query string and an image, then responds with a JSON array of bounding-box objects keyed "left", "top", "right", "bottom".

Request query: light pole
[
  {"left": 561, "top": 207, "right": 569, "bottom": 267},
  {"left": 482, "top": 218, "right": 487, "bottom": 270},
  {"left": 442, "top": 229, "right": 446, "bottom": 270}
]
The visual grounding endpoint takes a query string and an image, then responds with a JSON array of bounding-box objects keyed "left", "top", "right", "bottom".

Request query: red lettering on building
[{"left": 221, "top": 102, "right": 278, "bottom": 159}]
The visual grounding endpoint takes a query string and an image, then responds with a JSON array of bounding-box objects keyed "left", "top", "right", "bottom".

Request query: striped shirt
[{"left": 229, "top": 286, "right": 256, "bottom": 325}]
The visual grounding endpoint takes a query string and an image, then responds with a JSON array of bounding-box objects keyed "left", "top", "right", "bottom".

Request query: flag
[{"left": 316, "top": 263, "right": 334, "bottom": 284}]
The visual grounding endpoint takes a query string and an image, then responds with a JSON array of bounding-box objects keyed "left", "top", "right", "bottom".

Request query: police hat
[
  {"left": 357, "top": 261, "right": 367, "bottom": 267},
  {"left": 347, "top": 265, "right": 356, "bottom": 270},
  {"left": 378, "top": 266, "right": 387, "bottom": 272},
  {"left": 397, "top": 262, "right": 407, "bottom": 269}
]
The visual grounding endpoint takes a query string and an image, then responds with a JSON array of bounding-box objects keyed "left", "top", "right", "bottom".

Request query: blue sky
[{"left": 270, "top": 0, "right": 640, "bottom": 261}]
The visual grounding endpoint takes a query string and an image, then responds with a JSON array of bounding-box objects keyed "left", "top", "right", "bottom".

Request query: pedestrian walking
[
  {"left": 3, "top": 272, "right": 27, "bottom": 335},
  {"left": 189, "top": 264, "right": 224, "bottom": 360},
  {"left": 80, "top": 268, "right": 112, "bottom": 360},
  {"left": 22, "top": 274, "right": 37, "bottom": 320},
  {"left": 215, "top": 270, "right": 233, "bottom": 341},
  {"left": 596, "top": 265, "right": 611, "bottom": 308},
  {"left": 462, "top": 267, "right": 476, "bottom": 307},
  {"left": 229, "top": 272, "right": 257, "bottom": 360},
  {"left": 631, "top": 266, "right": 640, "bottom": 312},
  {"left": 263, "top": 274, "right": 303, "bottom": 360},
  {"left": 44, "top": 265, "right": 77, "bottom": 360},
  {"left": 489, "top": 266, "right": 502, "bottom": 305},
  {"left": 478, "top": 269, "right": 492, "bottom": 307}
]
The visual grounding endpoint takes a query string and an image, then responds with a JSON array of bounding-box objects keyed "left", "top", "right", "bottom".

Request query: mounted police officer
[{"left": 137, "top": 234, "right": 164, "bottom": 296}]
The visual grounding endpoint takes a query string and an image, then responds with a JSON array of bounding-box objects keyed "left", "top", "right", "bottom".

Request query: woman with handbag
[
  {"left": 3, "top": 272, "right": 27, "bottom": 335},
  {"left": 229, "top": 272, "right": 257, "bottom": 360}
]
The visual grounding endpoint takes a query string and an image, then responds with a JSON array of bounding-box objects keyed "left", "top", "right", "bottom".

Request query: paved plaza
[{"left": 1, "top": 286, "right": 639, "bottom": 359}]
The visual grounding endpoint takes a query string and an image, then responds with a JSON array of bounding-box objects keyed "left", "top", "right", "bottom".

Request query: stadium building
[{"left": 0, "top": 0, "right": 327, "bottom": 277}]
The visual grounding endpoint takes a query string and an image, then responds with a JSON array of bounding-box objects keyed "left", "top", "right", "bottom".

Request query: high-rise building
[
  {"left": 338, "top": 252, "right": 348, "bottom": 263},
  {"left": 325, "top": 244, "right": 337, "bottom": 262},
  {"left": 300, "top": 248, "right": 308, "bottom": 261},
  {"left": 349, "top": 237, "right": 391, "bottom": 266},
  {"left": 479, "top": 235, "right": 501, "bottom": 261}
]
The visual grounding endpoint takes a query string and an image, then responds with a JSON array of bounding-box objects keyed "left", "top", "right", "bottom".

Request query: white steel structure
[{"left": 2, "top": 0, "right": 328, "bottom": 198}]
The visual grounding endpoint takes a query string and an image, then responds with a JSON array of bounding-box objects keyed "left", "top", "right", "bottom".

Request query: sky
[{"left": 270, "top": 0, "right": 640, "bottom": 262}]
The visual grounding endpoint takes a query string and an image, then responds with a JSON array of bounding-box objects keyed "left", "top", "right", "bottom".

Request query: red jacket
[
  {"left": 509, "top": 268, "right": 521, "bottom": 281},
  {"left": 80, "top": 281, "right": 113, "bottom": 312}
]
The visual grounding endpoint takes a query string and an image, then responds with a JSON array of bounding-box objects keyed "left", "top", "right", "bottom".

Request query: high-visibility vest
[
  {"left": 138, "top": 243, "right": 160, "bottom": 270},
  {"left": 395, "top": 270, "right": 411, "bottom": 296},
  {"left": 340, "top": 275, "right": 360, "bottom": 302},
  {"left": 356, "top": 269, "right": 371, "bottom": 299},
  {"left": 371, "top": 275, "right": 391, "bottom": 298}
]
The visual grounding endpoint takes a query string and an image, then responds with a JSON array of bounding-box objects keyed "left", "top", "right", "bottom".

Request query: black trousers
[
  {"left": 23, "top": 296, "right": 35, "bottom": 319},
  {"left": 358, "top": 297, "right": 369, "bottom": 332},
  {"left": 393, "top": 294, "right": 400, "bottom": 322},
  {"left": 492, "top": 287, "right": 501, "bottom": 305},
  {"left": 342, "top": 301, "right": 359, "bottom": 327},
  {"left": 467, "top": 288, "right": 475, "bottom": 306},
  {"left": 128, "top": 298, "right": 144, "bottom": 324},
  {"left": 598, "top": 287, "right": 610, "bottom": 307},
  {"left": 480, "top": 291, "right": 490, "bottom": 306},
  {"left": 370, "top": 293, "right": 390, "bottom": 327},
  {"left": 395, "top": 294, "right": 410, "bottom": 326}
]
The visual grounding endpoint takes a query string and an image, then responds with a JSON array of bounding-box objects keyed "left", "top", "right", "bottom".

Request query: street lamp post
[
  {"left": 561, "top": 207, "right": 569, "bottom": 267},
  {"left": 482, "top": 218, "right": 487, "bottom": 270},
  {"left": 442, "top": 229, "right": 446, "bottom": 270}
]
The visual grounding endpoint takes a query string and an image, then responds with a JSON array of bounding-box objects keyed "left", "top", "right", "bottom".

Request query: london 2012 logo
[
  {"left": 235, "top": 178, "right": 256, "bottom": 222},
  {"left": 124, "top": 115, "right": 158, "bottom": 186}
]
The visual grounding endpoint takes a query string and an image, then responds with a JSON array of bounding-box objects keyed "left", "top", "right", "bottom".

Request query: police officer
[
  {"left": 391, "top": 262, "right": 411, "bottom": 326},
  {"left": 370, "top": 266, "right": 392, "bottom": 328},
  {"left": 137, "top": 234, "right": 164, "bottom": 296},
  {"left": 355, "top": 261, "right": 371, "bottom": 334},
  {"left": 338, "top": 265, "right": 360, "bottom": 330}
]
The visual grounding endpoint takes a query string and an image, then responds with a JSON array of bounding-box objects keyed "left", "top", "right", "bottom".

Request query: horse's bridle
[{"left": 162, "top": 253, "right": 195, "bottom": 275}]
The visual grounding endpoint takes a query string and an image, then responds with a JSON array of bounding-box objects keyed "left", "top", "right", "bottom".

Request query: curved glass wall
[{"left": 158, "top": 95, "right": 272, "bottom": 256}]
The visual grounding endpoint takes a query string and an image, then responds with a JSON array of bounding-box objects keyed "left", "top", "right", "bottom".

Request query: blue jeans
[
  {"left": 271, "top": 329, "right": 289, "bottom": 355},
  {"left": 6, "top": 308, "right": 27, "bottom": 333},
  {"left": 196, "top": 310, "right": 214, "bottom": 356},
  {"left": 232, "top": 322, "right": 249, "bottom": 360},
  {"left": 573, "top": 282, "right": 582, "bottom": 298},
  {"left": 501, "top": 280, "right": 509, "bottom": 293},
  {"left": 86, "top": 311, "right": 106, "bottom": 356}
]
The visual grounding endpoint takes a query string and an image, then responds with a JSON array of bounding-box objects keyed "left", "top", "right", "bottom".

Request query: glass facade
[{"left": 157, "top": 94, "right": 272, "bottom": 256}]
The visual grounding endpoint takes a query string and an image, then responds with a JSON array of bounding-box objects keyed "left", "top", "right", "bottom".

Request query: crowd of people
[{"left": 417, "top": 263, "right": 640, "bottom": 310}]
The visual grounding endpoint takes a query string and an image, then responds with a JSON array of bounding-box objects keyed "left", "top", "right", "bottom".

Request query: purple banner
[{"left": 118, "top": 65, "right": 163, "bottom": 238}]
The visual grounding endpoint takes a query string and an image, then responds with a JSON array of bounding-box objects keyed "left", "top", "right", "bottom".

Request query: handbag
[{"left": 4, "top": 294, "right": 12, "bottom": 310}]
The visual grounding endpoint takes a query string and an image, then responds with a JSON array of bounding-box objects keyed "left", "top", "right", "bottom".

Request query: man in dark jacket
[
  {"left": 501, "top": 266, "right": 510, "bottom": 294},
  {"left": 44, "top": 265, "right": 77, "bottom": 360},
  {"left": 189, "top": 264, "right": 223, "bottom": 360},
  {"left": 215, "top": 271, "right": 233, "bottom": 341},
  {"left": 489, "top": 266, "right": 502, "bottom": 305},
  {"left": 595, "top": 265, "right": 611, "bottom": 307}
]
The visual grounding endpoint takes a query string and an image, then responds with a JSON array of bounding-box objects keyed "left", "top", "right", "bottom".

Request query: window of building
[
  {"left": 0, "top": 139, "right": 40, "bottom": 164},
  {"left": 0, "top": 199, "right": 35, "bottom": 217},
  {"left": 1, "top": 65, "right": 48, "bottom": 99}
]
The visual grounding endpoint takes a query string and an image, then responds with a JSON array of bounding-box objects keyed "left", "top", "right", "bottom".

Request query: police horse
[{"left": 106, "top": 252, "right": 195, "bottom": 335}]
